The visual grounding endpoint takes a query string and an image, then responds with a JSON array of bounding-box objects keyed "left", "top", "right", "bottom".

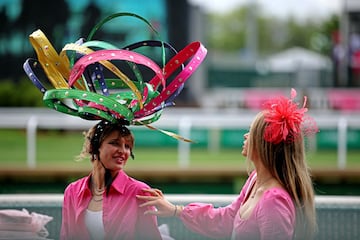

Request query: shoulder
[
  {"left": 113, "top": 171, "right": 151, "bottom": 194},
  {"left": 125, "top": 177, "right": 151, "bottom": 197},
  {"left": 126, "top": 175, "right": 151, "bottom": 191},
  {"left": 262, "top": 188, "right": 294, "bottom": 207},
  {"left": 255, "top": 188, "right": 296, "bottom": 238},
  {"left": 258, "top": 188, "right": 295, "bottom": 218},
  {"left": 64, "top": 176, "right": 89, "bottom": 194}
]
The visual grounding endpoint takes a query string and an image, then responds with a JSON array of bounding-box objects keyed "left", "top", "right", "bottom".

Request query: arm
[
  {"left": 179, "top": 172, "right": 256, "bottom": 238},
  {"left": 179, "top": 200, "right": 241, "bottom": 238},
  {"left": 137, "top": 188, "right": 243, "bottom": 239}
]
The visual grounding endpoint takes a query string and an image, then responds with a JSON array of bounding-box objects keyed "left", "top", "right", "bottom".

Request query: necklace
[
  {"left": 91, "top": 180, "right": 105, "bottom": 192},
  {"left": 91, "top": 179, "right": 105, "bottom": 201},
  {"left": 93, "top": 188, "right": 105, "bottom": 196},
  {"left": 92, "top": 196, "right": 103, "bottom": 202},
  {"left": 91, "top": 189, "right": 104, "bottom": 202},
  {"left": 251, "top": 176, "right": 274, "bottom": 198}
]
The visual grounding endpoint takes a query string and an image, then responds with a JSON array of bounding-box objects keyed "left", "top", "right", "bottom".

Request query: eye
[
  {"left": 125, "top": 144, "right": 131, "bottom": 149},
  {"left": 109, "top": 140, "right": 118, "bottom": 146}
]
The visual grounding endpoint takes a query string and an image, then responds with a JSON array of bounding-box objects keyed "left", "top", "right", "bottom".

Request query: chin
[
  {"left": 116, "top": 165, "right": 125, "bottom": 170},
  {"left": 111, "top": 164, "right": 124, "bottom": 172}
]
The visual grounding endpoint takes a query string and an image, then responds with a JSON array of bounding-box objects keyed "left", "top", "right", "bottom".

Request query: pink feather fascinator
[{"left": 263, "top": 88, "right": 318, "bottom": 144}]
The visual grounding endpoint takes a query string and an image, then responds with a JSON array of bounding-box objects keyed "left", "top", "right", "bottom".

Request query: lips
[{"left": 114, "top": 157, "right": 125, "bottom": 164}]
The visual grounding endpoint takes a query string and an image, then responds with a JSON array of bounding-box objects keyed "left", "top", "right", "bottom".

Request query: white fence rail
[
  {"left": 1, "top": 194, "right": 359, "bottom": 240},
  {"left": 1, "top": 108, "right": 360, "bottom": 169}
]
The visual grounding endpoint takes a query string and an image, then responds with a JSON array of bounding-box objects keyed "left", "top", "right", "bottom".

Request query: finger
[
  {"left": 154, "top": 189, "right": 163, "bottom": 197},
  {"left": 141, "top": 189, "right": 157, "bottom": 196},
  {"left": 142, "top": 188, "right": 162, "bottom": 196},
  {"left": 136, "top": 195, "right": 158, "bottom": 201},
  {"left": 143, "top": 210, "right": 160, "bottom": 216},
  {"left": 139, "top": 200, "right": 158, "bottom": 208},
  {"left": 139, "top": 201, "right": 152, "bottom": 208}
]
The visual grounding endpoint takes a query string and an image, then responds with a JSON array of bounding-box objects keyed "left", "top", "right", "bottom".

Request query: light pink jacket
[
  {"left": 180, "top": 171, "right": 295, "bottom": 240},
  {"left": 60, "top": 170, "right": 162, "bottom": 240}
]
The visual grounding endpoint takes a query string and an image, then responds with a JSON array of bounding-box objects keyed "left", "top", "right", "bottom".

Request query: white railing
[
  {"left": 1, "top": 107, "right": 360, "bottom": 169},
  {"left": 1, "top": 193, "right": 360, "bottom": 206},
  {"left": 1, "top": 194, "right": 359, "bottom": 240}
]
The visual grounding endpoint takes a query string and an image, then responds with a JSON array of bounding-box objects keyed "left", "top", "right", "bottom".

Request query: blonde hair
[{"left": 248, "top": 111, "right": 317, "bottom": 239}]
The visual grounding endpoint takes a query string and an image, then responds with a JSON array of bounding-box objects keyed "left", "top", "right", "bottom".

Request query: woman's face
[
  {"left": 241, "top": 132, "right": 249, "bottom": 157},
  {"left": 98, "top": 130, "right": 132, "bottom": 173}
]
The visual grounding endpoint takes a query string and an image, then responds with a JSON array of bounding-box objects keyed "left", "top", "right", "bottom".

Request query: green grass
[{"left": 1, "top": 129, "right": 360, "bottom": 170}]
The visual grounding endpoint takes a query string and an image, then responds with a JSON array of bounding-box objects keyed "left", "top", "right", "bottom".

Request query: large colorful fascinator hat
[
  {"left": 262, "top": 88, "right": 318, "bottom": 144},
  {"left": 23, "top": 12, "right": 207, "bottom": 142}
]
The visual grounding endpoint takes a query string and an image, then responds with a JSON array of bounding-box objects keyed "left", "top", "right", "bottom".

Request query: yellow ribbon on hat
[
  {"left": 29, "top": 30, "right": 85, "bottom": 90},
  {"left": 139, "top": 122, "right": 193, "bottom": 143}
]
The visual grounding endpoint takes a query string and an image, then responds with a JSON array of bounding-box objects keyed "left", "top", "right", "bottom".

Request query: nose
[
  {"left": 244, "top": 133, "right": 249, "bottom": 139},
  {"left": 116, "top": 143, "right": 126, "bottom": 153}
]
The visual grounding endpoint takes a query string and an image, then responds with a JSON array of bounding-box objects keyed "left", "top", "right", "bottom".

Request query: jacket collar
[
  {"left": 111, "top": 170, "right": 128, "bottom": 194},
  {"left": 77, "top": 173, "right": 92, "bottom": 199}
]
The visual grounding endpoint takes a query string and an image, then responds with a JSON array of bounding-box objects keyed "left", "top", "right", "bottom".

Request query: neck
[
  {"left": 250, "top": 166, "right": 274, "bottom": 198},
  {"left": 256, "top": 171, "right": 273, "bottom": 185},
  {"left": 254, "top": 162, "right": 273, "bottom": 182},
  {"left": 91, "top": 173, "right": 105, "bottom": 190}
]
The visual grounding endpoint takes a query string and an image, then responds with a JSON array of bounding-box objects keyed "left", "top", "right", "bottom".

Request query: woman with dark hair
[
  {"left": 60, "top": 120, "right": 162, "bottom": 240},
  {"left": 137, "top": 89, "right": 318, "bottom": 240}
]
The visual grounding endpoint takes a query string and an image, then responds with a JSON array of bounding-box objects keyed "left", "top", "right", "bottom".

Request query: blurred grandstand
[
  {"left": 0, "top": 0, "right": 358, "bottom": 108},
  {"left": 0, "top": 0, "right": 359, "bottom": 168},
  {"left": 198, "top": 0, "right": 360, "bottom": 110}
]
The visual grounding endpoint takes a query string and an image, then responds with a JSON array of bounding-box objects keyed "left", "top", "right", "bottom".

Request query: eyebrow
[{"left": 109, "top": 136, "right": 131, "bottom": 144}]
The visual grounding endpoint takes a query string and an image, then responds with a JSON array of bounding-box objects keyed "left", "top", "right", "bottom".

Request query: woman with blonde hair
[{"left": 137, "top": 88, "right": 318, "bottom": 240}]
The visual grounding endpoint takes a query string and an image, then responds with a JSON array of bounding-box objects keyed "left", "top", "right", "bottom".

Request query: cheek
[
  {"left": 99, "top": 145, "right": 114, "bottom": 157},
  {"left": 124, "top": 148, "right": 132, "bottom": 158}
]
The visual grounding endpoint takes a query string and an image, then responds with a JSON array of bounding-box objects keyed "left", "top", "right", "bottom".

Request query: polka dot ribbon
[{"left": 23, "top": 12, "right": 207, "bottom": 142}]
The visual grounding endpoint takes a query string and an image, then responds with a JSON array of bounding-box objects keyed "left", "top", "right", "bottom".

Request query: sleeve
[
  {"left": 178, "top": 173, "right": 255, "bottom": 239},
  {"left": 179, "top": 201, "right": 239, "bottom": 239},
  {"left": 256, "top": 189, "right": 296, "bottom": 240},
  {"left": 134, "top": 184, "right": 162, "bottom": 240}
]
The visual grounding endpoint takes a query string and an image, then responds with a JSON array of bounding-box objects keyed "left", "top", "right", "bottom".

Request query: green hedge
[{"left": 0, "top": 78, "right": 43, "bottom": 107}]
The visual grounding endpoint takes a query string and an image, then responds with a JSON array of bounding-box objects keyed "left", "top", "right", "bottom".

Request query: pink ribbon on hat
[{"left": 134, "top": 41, "right": 207, "bottom": 119}]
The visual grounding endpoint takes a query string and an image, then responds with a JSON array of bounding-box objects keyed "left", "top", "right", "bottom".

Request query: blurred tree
[
  {"left": 317, "top": 14, "right": 340, "bottom": 55},
  {"left": 206, "top": 5, "right": 339, "bottom": 57},
  {"left": 207, "top": 7, "right": 247, "bottom": 51},
  {"left": 282, "top": 18, "right": 320, "bottom": 50}
]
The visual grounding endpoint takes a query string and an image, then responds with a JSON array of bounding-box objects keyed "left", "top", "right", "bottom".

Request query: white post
[
  {"left": 27, "top": 116, "right": 38, "bottom": 169},
  {"left": 209, "top": 128, "right": 220, "bottom": 153},
  {"left": 178, "top": 117, "right": 192, "bottom": 168},
  {"left": 337, "top": 117, "right": 347, "bottom": 169}
]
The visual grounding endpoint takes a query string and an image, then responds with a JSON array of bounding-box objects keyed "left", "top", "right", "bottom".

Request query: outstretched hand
[{"left": 137, "top": 188, "right": 177, "bottom": 217}]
